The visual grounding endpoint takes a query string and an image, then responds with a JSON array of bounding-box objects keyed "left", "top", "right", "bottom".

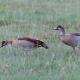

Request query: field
[{"left": 0, "top": 0, "right": 80, "bottom": 80}]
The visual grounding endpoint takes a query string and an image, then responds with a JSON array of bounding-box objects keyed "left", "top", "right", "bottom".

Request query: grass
[{"left": 0, "top": 0, "right": 80, "bottom": 80}]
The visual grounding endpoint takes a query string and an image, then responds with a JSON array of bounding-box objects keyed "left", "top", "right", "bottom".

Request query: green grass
[{"left": 0, "top": 0, "right": 80, "bottom": 80}]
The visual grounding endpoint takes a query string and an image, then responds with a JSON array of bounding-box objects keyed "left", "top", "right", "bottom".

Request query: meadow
[{"left": 0, "top": 0, "right": 80, "bottom": 80}]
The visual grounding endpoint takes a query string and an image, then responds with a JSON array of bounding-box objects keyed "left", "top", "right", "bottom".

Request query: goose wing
[{"left": 71, "top": 33, "right": 80, "bottom": 36}]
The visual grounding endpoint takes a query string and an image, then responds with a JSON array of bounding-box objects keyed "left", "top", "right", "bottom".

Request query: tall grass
[{"left": 0, "top": 0, "right": 80, "bottom": 80}]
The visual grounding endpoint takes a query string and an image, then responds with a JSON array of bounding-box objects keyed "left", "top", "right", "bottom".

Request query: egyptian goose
[
  {"left": 53, "top": 25, "right": 80, "bottom": 52},
  {"left": 0, "top": 37, "right": 48, "bottom": 50}
]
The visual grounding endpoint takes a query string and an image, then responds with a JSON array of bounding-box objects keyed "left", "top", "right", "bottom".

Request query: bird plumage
[
  {"left": 71, "top": 33, "right": 80, "bottom": 36},
  {"left": 53, "top": 25, "right": 80, "bottom": 52},
  {"left": 0, "top": 37, "right": 48, "bottom": 50}
]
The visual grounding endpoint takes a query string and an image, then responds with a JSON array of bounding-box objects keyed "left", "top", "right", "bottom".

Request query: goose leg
[
  {"left": 72, "top": 47, "right": 76, "bottom": 54},
  {"left": 23, "top": 48, "right": 33, "bottom": 56}
]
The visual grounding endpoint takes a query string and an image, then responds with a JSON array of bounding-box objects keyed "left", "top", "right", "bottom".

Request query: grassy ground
[{"left": 0, "top": 0, "right": 80, "bottom": 80}]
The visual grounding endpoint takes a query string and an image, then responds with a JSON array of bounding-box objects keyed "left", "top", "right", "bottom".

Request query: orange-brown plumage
[{"left": 0, "top": 37, "right": 48, "bottom": 50}]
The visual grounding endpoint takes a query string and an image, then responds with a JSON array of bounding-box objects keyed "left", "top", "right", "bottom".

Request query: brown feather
[
  {"left": 61, "top": 35, "right": 76, "bottom": 47},
  {"left": 18, "top": 37, "right": 44, "bottom": 46}
]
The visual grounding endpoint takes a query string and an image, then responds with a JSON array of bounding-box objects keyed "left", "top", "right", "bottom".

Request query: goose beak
[
  {"left": 42, "top": 43, "right": 48, "bottom": 49},
  {"left": 53, "top": 28, "right": 58, "bottom": 30}
]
